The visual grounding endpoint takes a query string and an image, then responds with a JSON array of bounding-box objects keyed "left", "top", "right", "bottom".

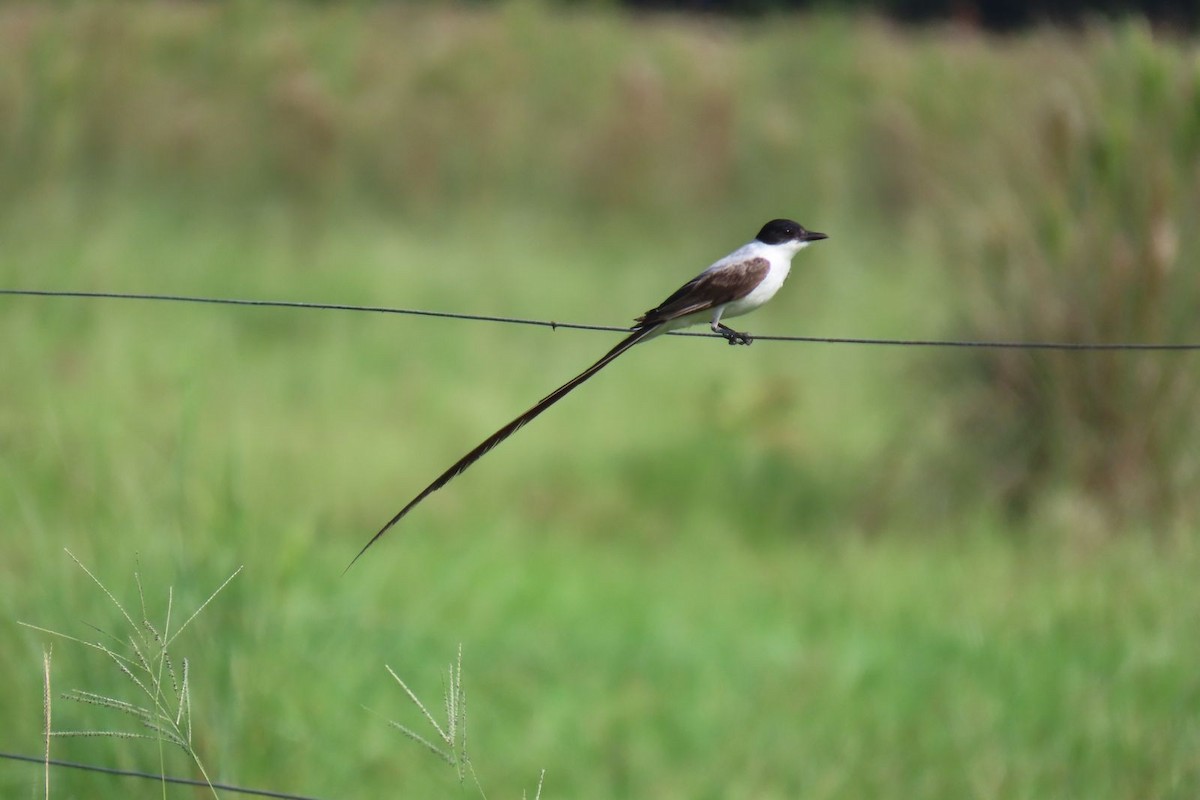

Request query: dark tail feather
[{"left": 346, "top": 325, "right": 659, "bottom": 570}]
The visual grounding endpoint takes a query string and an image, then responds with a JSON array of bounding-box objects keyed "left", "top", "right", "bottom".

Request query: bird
[{"left": 349, "top": 218, "right": 827, "bottom": 566}]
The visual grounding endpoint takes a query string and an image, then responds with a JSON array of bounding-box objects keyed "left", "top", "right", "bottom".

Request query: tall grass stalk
[
  {"left": 20, "top": 550, "right": 242, "bottom": 799},
  {"left": 381, "top": 645, "right": 546, "bottom": 798}
]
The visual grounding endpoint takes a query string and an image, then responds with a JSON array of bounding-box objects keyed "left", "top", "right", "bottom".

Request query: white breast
[{"left": 721, "top": 257, "right": 791, "bottom": 320}]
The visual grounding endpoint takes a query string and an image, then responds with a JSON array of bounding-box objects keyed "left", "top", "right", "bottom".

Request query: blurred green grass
[{"left": 2, "top": 3, "right": 1199, "bottom": 798}]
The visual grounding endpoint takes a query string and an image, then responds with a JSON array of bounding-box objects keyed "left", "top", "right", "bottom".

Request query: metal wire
[
  {"left": 0, "top": 750, "right": 323, "bottom": 800},
  {"left": 3, "top": 288, "right": 1200, "bottom": 350}
]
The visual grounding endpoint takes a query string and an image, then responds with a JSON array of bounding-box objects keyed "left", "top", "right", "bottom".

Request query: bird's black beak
[{"left": 802, "top": 230, "right": 828, "bottom": 242}]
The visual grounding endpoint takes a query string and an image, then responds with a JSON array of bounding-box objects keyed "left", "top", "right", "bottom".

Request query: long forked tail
[{"left": 346, "top": 324, "right": 660, "bottom": 569}]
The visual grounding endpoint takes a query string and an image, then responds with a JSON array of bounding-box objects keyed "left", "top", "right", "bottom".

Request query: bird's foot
[{"left": 719, "top": 328, "right": 753, "bottom": 346}]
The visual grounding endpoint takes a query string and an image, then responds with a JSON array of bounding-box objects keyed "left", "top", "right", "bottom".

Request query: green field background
[{"left": 3, "top": 4, "right": 1199, "bottom": 798}]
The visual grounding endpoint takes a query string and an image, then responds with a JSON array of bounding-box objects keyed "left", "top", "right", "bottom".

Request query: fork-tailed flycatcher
[{"left": 349, "top": 218, "right": 827, "bottom": 566}]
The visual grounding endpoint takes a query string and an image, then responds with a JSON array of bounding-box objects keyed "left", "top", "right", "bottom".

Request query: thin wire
[
  {"left": 3, "top": 288, "right": 1199, "bottom": 351},
  {"left": 0, "top": 750, "right": 323, "bottom": 800}
]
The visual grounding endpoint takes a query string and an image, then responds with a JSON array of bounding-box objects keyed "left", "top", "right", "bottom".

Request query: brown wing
[{"left": 634, "top": 257, "right": 770, "bottom": 328}]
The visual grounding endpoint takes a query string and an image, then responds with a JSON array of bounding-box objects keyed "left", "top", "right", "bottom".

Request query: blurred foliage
[
  {"left": 1, "top": 3, "right": 1198, "bottom": 537},
  {"left": 922, "top": 25, "right": 1200, "bottom": 534},
  {"left": 4, "top": 6, "right": 1200, "bottom": 798}
]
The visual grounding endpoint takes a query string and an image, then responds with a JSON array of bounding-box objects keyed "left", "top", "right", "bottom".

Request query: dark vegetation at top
[{"left": 621, "top": 0, "right": 1197, "bottom": 30}]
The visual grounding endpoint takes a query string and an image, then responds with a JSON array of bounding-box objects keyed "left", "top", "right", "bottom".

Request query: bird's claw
[{"left": 714, "top": 324, "right": 753, "bottom": 346}]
